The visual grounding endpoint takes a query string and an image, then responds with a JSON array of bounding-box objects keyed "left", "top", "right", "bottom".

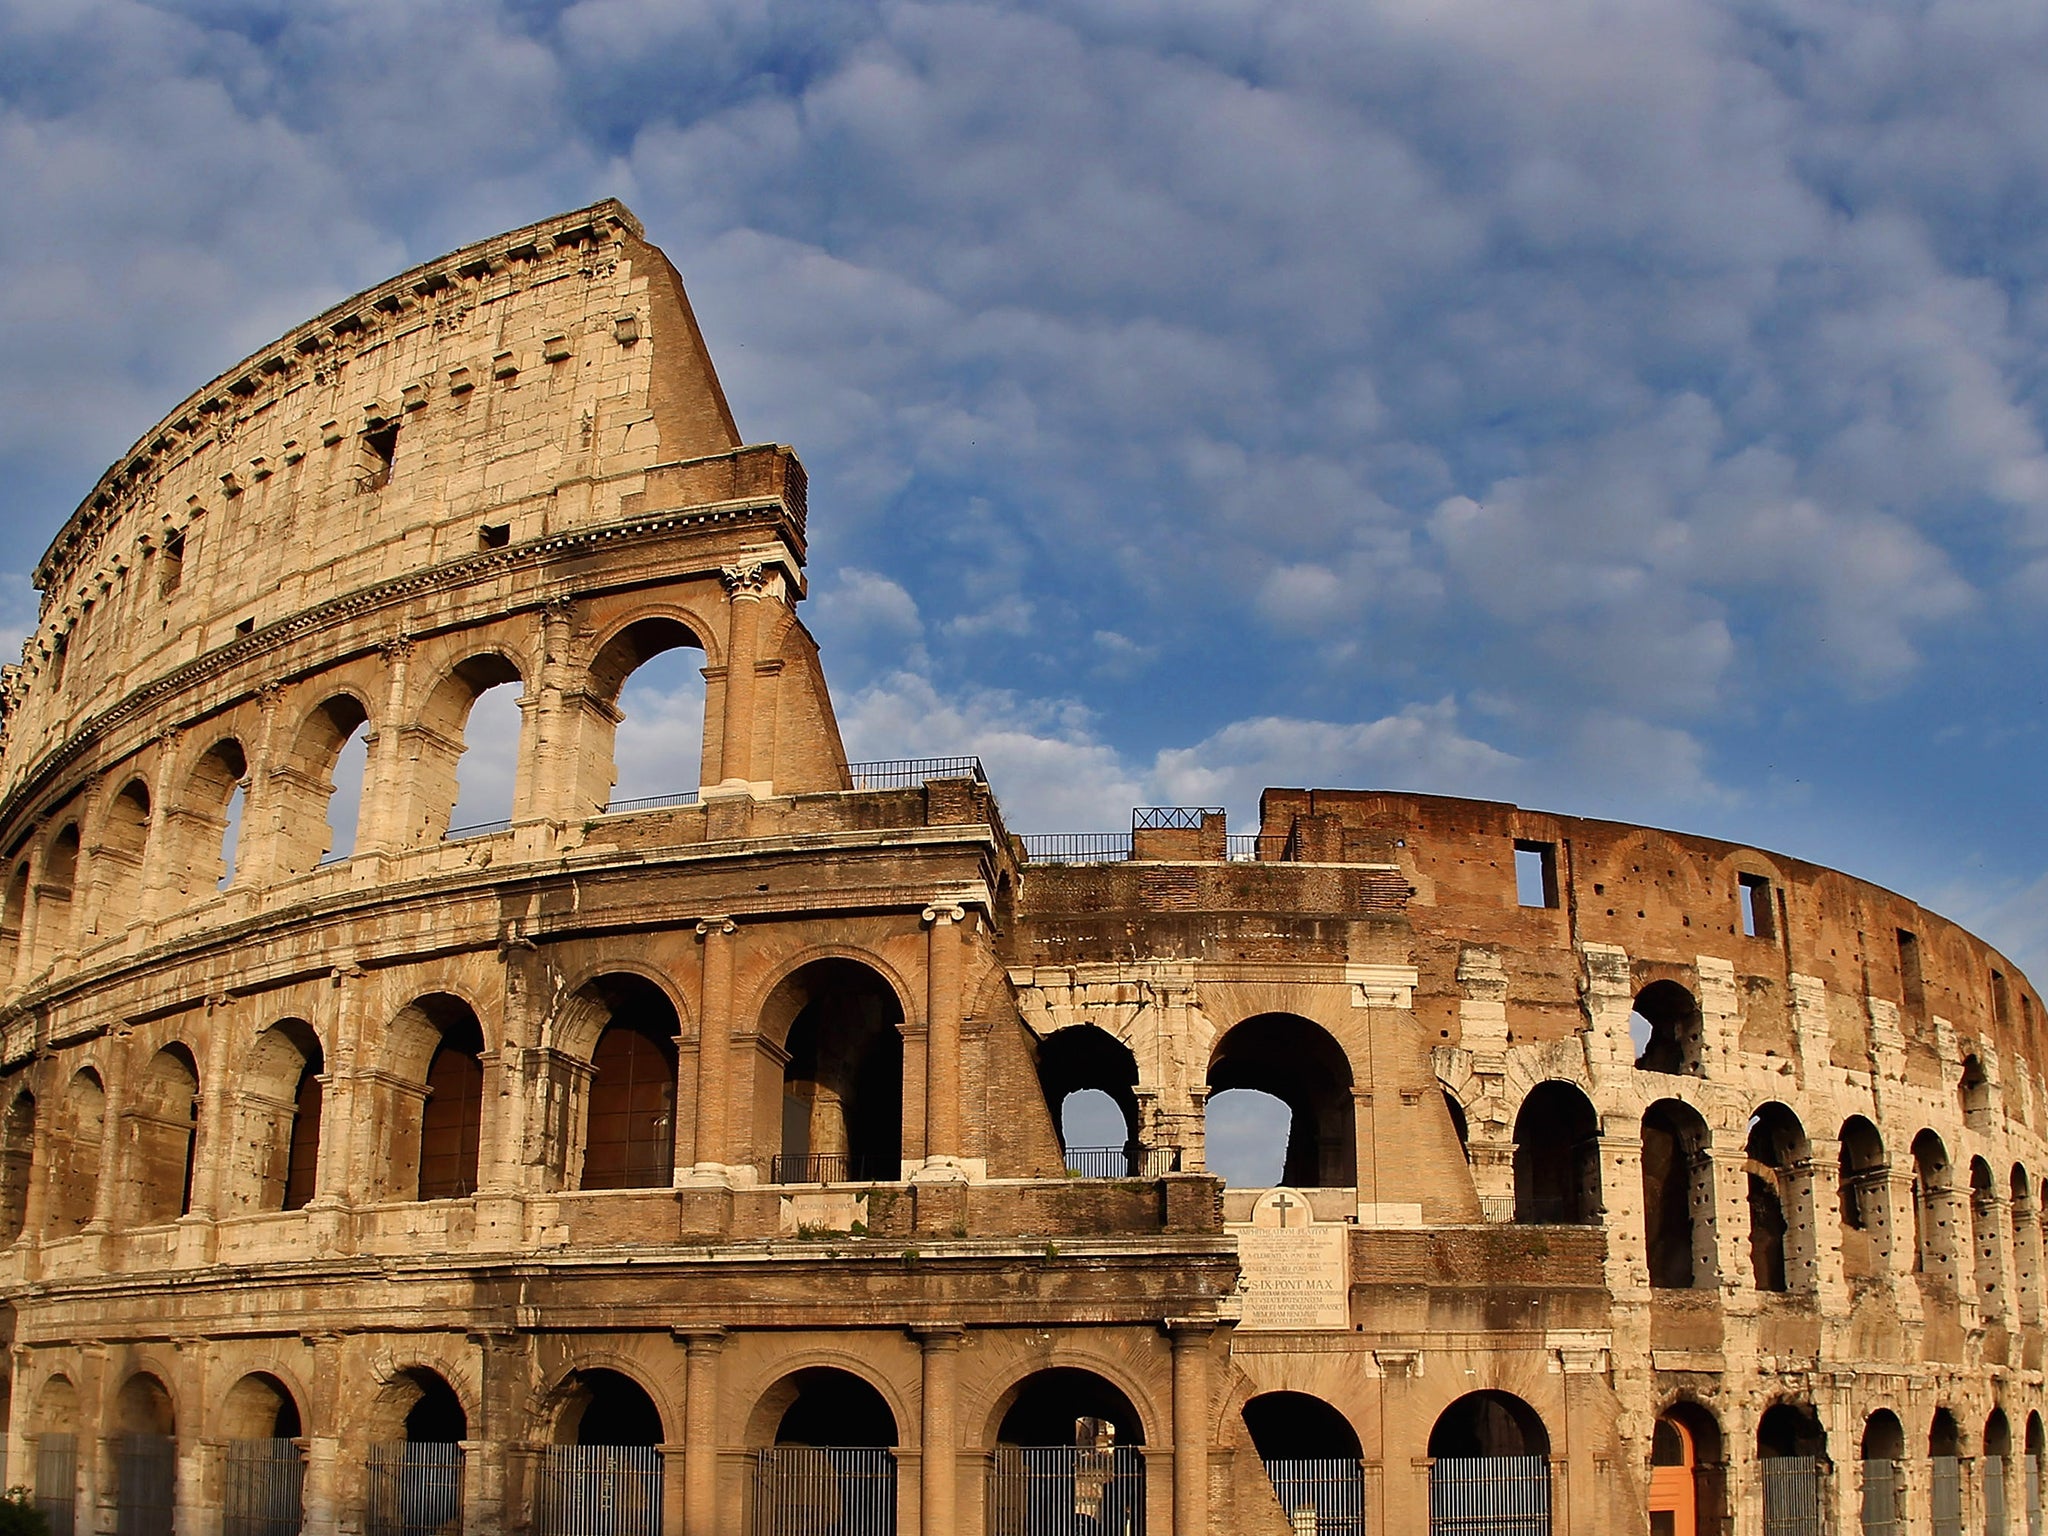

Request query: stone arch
[
  {"left": 751, "top": 947, "right": 919, "bottom": 1052},
  {"left": 1429, "top": 1390, "right": 1550, "bottom": 1458},
  {"left": 762, "top": 957, "right": 906, "bottom": 1184},
  {"left": 1036, "top": 1025, "right": 1143, "bottom": 1172},
  {"left": 364, "top": 1351, "right": 482, "bottom": 1445},
  {"left": 1643, "top": 1098, "right": 1717, "bottom": 1289},
  {"left": 1961, "top": 1053, "right": 1994, "bottom": 1129},
  {"left": 1512, "top": 1080, "right": 1601, "bottom": 1225},
  {"left": 33, "top": 1372, "right": 80, "bottom": 1434},
  {"left": 1912, "top": 1129, "right": 1960, "bottom": 1284},
  {"left": 227, "top": 1019, "right": 325, "bottom": 1215},
  {"left": 380, "top": 994, "right": 489, "bottom": 1203},
  {"left": 1758, "top": 1399, "right": 1829, "bottom": 1459},
  {"left": 216, "top": 1370, "right": 304, "bottom": 1441},
  {"left": 1650, "top": 1400, "right": 1725, "bottom": 1536},
  {"left": 564, "top": 974, "right": 680, "bottom": 1192},
  {"left": 582, "top": 613, "right": 713, "bottom": 814},
  {"left": 44, "top": 1067, "right": 104, "bottom": 1237},
  {"left": 1746, "top": 1102, "right": 1815, "bottom": 1293},
  {"left": 0, "top": 857, "right": 29, "bottom": 976},
  {"left": 1242, "top": 1390, "right": 1365, "bottom": 1533},
  {"left": 414, "top": 651, "right": 525, "bottom": 843},
  {"left": 363, "top": 1365, "right": 469, "bottom": 1536},
  {"left": 173, "top": 736, "right": 247, "bottom": 896},
  {"left": 545, "top": 1365, "right": 669, "bottom": 1447},
  {"left": 1633, "top": 979, "right": 1706, "bottom": 1076},
  {"left": 96, "top": 777, "right": 152, "bottom": 931},
  {"left": 126, "top": 1043, "right": 200, "bottom": 1227},
  {"left": 38, "top": 822, "right": 80, "bottom": 958},
  {"left": 746, "top": 1365, "right": 901, "bottom": 1448},
  {"left": 986, "top": 1367, "right": 1149, "bottom": 1448},
  {"left": 0, "top": 1084, "right": 34, "bottom": 1244},
  {"left": 1839, "top": 1116, "right": 1890, "bottom": 1281},
  {"left": 1207, "top": 1013, "right": 1357, "bottom": 1189},
  {"left": 271, "top": 691, "right": 373, "bottom": 876},
  {"left": 115, "top": 1370, "right": 177, "bottom": 1436},
  {"left": 545, "top": 961, "right": 690, "bottom": 1063}
]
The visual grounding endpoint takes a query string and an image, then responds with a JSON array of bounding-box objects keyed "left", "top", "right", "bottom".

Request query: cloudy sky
[{"left": 6, "top": 0, "right": 2048, "bottom": 997}]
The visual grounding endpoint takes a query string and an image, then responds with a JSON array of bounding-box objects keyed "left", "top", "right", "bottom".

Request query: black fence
[
  {"left": 1018, "top": 834, "right": 1132, "bottom": 865},
  {"left": 770, "top": 1153, "right": 902, "bottom": 1184},
  {"left": 115, "top": 1432, "right": 177, "bottom": 1536},
  {"left": 987, "top": 1446, "right": 1144, "bottom": 1536},
  {"left": 1761, "top": 1456, "right": 1824, "bottom": 1536},
  {"left": 1428, "top": 1455, "right": 1549, "bottom": 1536},
  {"left": 368, "top": 1442, "right": 464, "bottom": 1536},
  {"left": 35, "top": 1432, "right": 76, "bottom": 1536},
  {"left": 1263, "top": 1457, "right": 1366, "bottom": 1535},
  {"left": 1860, "top": 1458, "right": 1901, "bottom": 1536},
  {"left": 443, "top": 817, "right": 513, "bottom": 840},
  {"left": 1130, "top": 807, "right": 1221, "bottom": 831},
  {"left": 534, "top": 1445, "right": 662, "bottom": 1536},
  {"left": 602, "top": 790, "right": 700, "bottom": 815},
  {"left": 223, "top": 1438, "right": 304, "bottom": 1536},
  {"left": 1061, "top": 1146, "right": 1182, "bottom": 1179},
  {"left": 751, "top": 1447, "right": 897, "bottom": 1535},
  {"left": 846, "top": 758, "right": 986, "bottom": 790}
]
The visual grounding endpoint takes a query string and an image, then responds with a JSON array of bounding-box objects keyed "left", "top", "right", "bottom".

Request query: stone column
[
  {"left": 356, "top": 638, "right": 413, "bottom": 854},
  {"left": 1168, "top": 1322, "right": 1212, "bottom": 1536},
  {"left": 921, "top": 904, "right": 966, "bottom": 1174},
  {"left": 914, "top": 1326, "right": 963, "bottom": 1536},
  {"left": 678, "top": 1329, "right": 724, "bottom": 1536},
  {"left": 86, "top": 1039, "right": 129, "bottom": 1234},
  {"left": 690, "top": 919, "right": 736, "bottom": 1180},
  {"left": 715, "top": 564, "right": 768, "bottom": 791}
]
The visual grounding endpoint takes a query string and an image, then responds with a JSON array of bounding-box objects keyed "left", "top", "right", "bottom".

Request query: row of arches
[{"left": 0, "top": 614, "right": 716, "bottom": 980}]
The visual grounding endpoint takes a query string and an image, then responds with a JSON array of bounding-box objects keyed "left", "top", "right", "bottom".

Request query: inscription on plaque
[{"left": 1228, "top": 1188, "right": 1351, "bottom": 1331}]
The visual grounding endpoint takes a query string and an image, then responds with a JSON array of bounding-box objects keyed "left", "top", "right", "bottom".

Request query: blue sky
[{"left": 7, "top": 0, "right": 2048, "bottom": 1001}]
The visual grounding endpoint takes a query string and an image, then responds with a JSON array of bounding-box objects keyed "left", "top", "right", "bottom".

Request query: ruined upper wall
[{"left": 0, "top": 200, "right": 751, "bottom": 796}]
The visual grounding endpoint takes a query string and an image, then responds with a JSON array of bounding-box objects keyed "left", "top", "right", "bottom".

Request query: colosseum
[{"left": 0, "top": 197, "right": 2037, "bottom": 1536}]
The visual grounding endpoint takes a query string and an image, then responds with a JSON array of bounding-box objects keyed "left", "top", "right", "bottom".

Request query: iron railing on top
[
  {"left": 1131, "top": 806, "right": 1222, "bottom": 830},
  {"left": 750, "top": 1448, "right": 896, "bottom": 1536},
  {"left": 771, "top": 1152, "right": 904, "bottom": 1185},
  {"left": 988, "top": 1446, "right": 1145, "bottom": 1536},
  {"left": 1019, "top": 834, "right": 1132, "bottom": 865},
  {"left": 368, "top": 1442, "right": 464, "bottom": 1536},
  {"left": 443, "top": 817, "right": 513, "bottom": 841},
  {"left": 603, "top": 789, "right": 699, "bottom": 814},
  {"left": 846, "top": 756, "right": 986, "bottom": 789},
  {"left": 222, "top": 1438, "right": 304, "bottom": 1536},
  {"left": 534, "top": 1445, "right": 661, "bottom": 1536},
  {"left": 1263, "top": 1458, "right": 1367, "bottom": 1536},
  {"left": 1428, "top": 1455, "right": 1549, "bottom": 1536},
  {"left": 1062, "top": 1146, "right": 1182, "bottom": 1179}
]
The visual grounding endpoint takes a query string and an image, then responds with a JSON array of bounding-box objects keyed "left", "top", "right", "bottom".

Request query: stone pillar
[
  {"left": 715, "top": 564, "right": 768, "bottom": 791},
  {"left": 300, "top": 1334, "right": 343, "bottom": 1536},
  {"left": 914, "top": 1326, "right": 963, "bottom": 1536},
  {"left": 1168, "top": 1322, "right": 1212, "bottom": 1536},
  {"left": 356, "top": 638, "right": 413, "bottom": 854},
  {"left": 86, "top": 1040, "right": 129, "bottom": 1234},
  {"left": 921, "top": 904, "right": 966, "bottom": 1173},
  {"left": 678, "top": 1330, "right": 724, "bottom": 1536},
  {"left": 690, "top": 919, "right": 736, "bottom": 1179}
]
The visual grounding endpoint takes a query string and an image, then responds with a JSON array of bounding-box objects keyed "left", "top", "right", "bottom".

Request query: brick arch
[
  {"left": 211, "top": 1358, "right": 315, "bottom": 1441},
  {"left": 738, "top": 1347, "right": 916, "bottom": 1448},
  {"left": 544, "top": 960, "right": 692, "bottom": 1063},
  {"left": 973, "top": 1355, "right": 1163, "bottom": 1450},
  {"left": 748, "top": 944, "right": 921, "bottom": 1051},
  {"left": 528, "top": 1350, "right": 680, "bottom": 1446},
  {"left": 363, "top": 1350, "right": 484, "bottom": 1443},
  {"left": 583, "top": 601, "right": 723, "bottom": 684}
]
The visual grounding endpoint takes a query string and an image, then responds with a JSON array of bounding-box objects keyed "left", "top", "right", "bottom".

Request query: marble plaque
[{"left": 1228, "top": 1187, "right": 1351, "bottom": 1331}]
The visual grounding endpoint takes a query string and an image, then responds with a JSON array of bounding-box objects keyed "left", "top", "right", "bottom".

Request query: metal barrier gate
[
  {"left": 1262, "top": 1457, "right": 1366, "bottom": 1535},
  {"left": 368, "top": 1442, "right": 465, "bottom": 1536},
  {"left": 115, "top": 1432, "right": 177, "bottom": 1536},
  {"left": 1932, "top": 1455, "right": 1963, "bottom": 1536},
  {"left": 1860, "top": 1457, "right": 1901, "bottom": 1536},
  {"left": 35, "top": 1431, "right": 77, "bottom": 1536},
  {"left": 1989, "top": 1454, "right": 2010, "bottom": 1536},
  {"left": 750, "top": 1447, "right": 897, "bottom": 1535},
  {"left": 534, "top": 1445, "right": 663, "bottom": 1536},
  {"left": 1761, "top": 1457, "right": 1823, "bottom": 1536},
  {"left": 987, "top": 1446, "right": 1145, "bottom": 1536},
  {"left": 224, "top": 1438, "right": 304, "bottom": 1536},
  {"left": 1428, "top": 1455, "right": 1550, "bottom": 1536},
  {"left": 2029, "top": 1449, "right": 2042, "bottom": 1536}
]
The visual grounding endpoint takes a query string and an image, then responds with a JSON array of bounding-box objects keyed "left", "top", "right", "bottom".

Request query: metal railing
[
  {"left": 1018, "top": 834, "right": 1131, "bottom": 865},
  {"left": 223, "top": 1438, "right": 304, "bottom": 1536},
  {"left": 443, "top": 817, "right": 512, "bottom": 841},
  {"left": 1763, "top": 1457, "right": 1824, "bottom": 1536},
  {"left": 35, "top": 1432, "right": 76, "bottom": 1536},
  {"left": 115, "top": 1432, "right": 177, "bottom": 1536},
  {"left": 602, "top": 790, "right": 699, "bottom": 815},
  {"left": 1989, "top": 1455, "right": 2011, "bottom": 1536},
  {"left": 1860, "top": 1458, "right": 1901, "bottom": 1536},
  {"left": 750, "top": 1447, "right": 896, "bottom": 1535},
  {"left": 1933, "top": 1455, "right": 1963, "bottom": 1536},
  {"left": 1062, "top": 1146, "right": 1182, "bottom": 1179},
  {"left": 771, "top": 1152, "right": 902, "bottom": 1185},
  {"left": 368, "top": 1442, "right": 464, "bottom": 1536},
  {"left": 1263, "top": 1458, "right": 1366, "bottom": 1535},
  {"left": 846, "top": 757, "right": 986, "bottom": 790},
  {"left": 1226, "top": 834, "right": 1287, "bottom": 862},
  {"left": 534, "top": 1445, "right": 662, "bottom": 1536},
  {"left": 1428, "top": 1455, "right": 1549, "bottom": 1536},
  {"left": 1131, "top": 807, "right": 1221, "bottom": 831},
  {"left": 987, "top": 1446, "right": 1145, "bottom": 1536},
  {"left": 2028, "top": 1449, "right": 2042, "bottom": 1536}
]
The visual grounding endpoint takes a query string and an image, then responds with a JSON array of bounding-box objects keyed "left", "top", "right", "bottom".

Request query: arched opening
[
  {"left": 1973, "top": 1157, "right": 2006, "bottom": 1319},
  {"left": 751, "top": 1368, "right": 898, "bottom": 1535},
  {"left": 0, "top": 1087, "right": 35, "bottom": 1243},
  {"left": 1913, "top": 1130, "right": 1958, "bottom": 1285},
  {"left": 1860, "top": 1411, "right": 1905, "bottom": 1536},
  {"left": 1512, "top": 1081, "right": 1601, "bottom": 1225},
  {"left": 590, "top": 618, "right": 709, "bottom": 813},
  {"left": 2010, "top": 1166, "right": 2040, "bottom": 1323},
  {"left": 44, "top": 1069, "right": 103, "bottom": 1238},
  {"left": 97, "top": 780, "right": 151, "bottom": 933},
  {"left": 1428, "top": 1392, "right": 1551, "bottom": 1536},
  {"left": 367, "top": 1369, "right": 467, "bottom": 1536},
  {"left": 578, "top": 976, "right": 680, "bottom": 1191},
  {"left": 40, "top": 824, "right": 79, "bottom": 957},
  {"left": 1931, "top": 1408, "right": 1964, "bottom": 1536},
  {"left": 1759, "top": 1403, "right": 1829, "bottom": 1536},
  {"left": 2025, "top": 1413, "right": 2044, "bottom": 1536},
  {"left": 382, "top": 995, "right": 487, "bottom": 1203},
  {"left": 33, "top": 1374, "right": 81, "bottom": 1536},
  {"left": 1642, "top": 1099, "right": 1716, "bottom": 1289},
  {"left": 1839, "top": 1117, "right": 1890, "bottom": 1281},
  {"left": 1987, "top": 1409, "right": 2015, "bottom": 1536},
  {"left": 1650, "top": 1403, "right": 1725, "bottom": 1536},
  {"left": 174, "top": 738, "right": 247, "bottom": 897},
  {"left": 272, "top": 694, "right": 371, "bottom": 875},
  {"left": 0, "top": 860, "right": 29, "bottom": 977},
  {"left": 219, "top": 1373, "right": 305, "bottom": 1536},
  {"left": 229, "top": 1020, "right": 324, "bottom": 1214},
  {"left": 431, "top": 656, "right": 524, "bottom": 840},
  {"left": 1036, "top": 1025, "right": 1146, "bottom": 1177},
  {"left": 1206, "top": 1014, "right": 1356, "bottom": 1189},
  {"left": 1747, "top": 1103, "right": 1814, "bottom": 1294},
  {"left": 537, "top": 1370, "right": 663, "bottom": 1536},
  {"left": 768, "top": 960, "right": 905, "bottom": 1185},
  {"left": 113, "top": 1372, "right": 177, "bottom": 1536},
  {"left": 1632, "top": 981, "right": 1705, "bottom": 1076},
  {"left": 1243, "top": 1392, "right": 1363, "bottom": 1536},
  {"left": 1961, "top": 1054, "right": 1993, "bottom": 1129},
  {"left": 989, "top": 1370, "right": 1146, "bottom": 1536},
  {"left": 126, "top": 1045, "right": 199, "bottom": 1227}
]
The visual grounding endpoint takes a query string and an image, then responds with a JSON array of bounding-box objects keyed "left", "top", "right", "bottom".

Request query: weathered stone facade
[{"left": 0, "top": 201, "right": 2037, "bottom": 1536}]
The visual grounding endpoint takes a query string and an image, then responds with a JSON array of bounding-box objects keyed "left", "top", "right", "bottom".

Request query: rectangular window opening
[
  {"left": 1738, "top": 872, "right": 1775, "bottom": 940},
  {"left": 1899, "top": 928, "right": 1925, "bottom": 1018},
  {"left": 1514, "top": 840, "right": 1559, "bottom": 909},
  {"left": 234, "top": 617, "right": 254, "bottom": 637},
  {"left": 158, "top": 528, "right": 184, "bottom": 597},
  {"left": 1993, "top": 968, "right": 2013, "bottom": 1030},
  {"left": 478, "top": 522, "right": 510, "bottom": 550},
  {"left": 357, "top": 420, "right": 399, "bottom": 493}
]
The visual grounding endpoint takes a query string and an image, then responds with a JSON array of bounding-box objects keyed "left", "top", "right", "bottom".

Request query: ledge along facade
[{"left": 0, "top": 200, "right": 2039, "bottom": 1536}]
